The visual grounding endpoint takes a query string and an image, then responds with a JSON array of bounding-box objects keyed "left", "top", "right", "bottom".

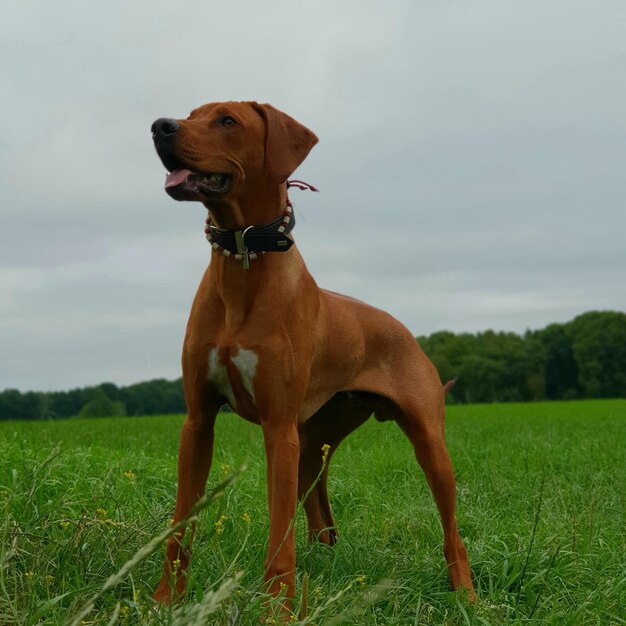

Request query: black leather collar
[
  {"left": 203, "top": 181, "right": 317, "bottom": 269},
  {"left": 205, "top": 208, "right": 295, "bottom": 255}
]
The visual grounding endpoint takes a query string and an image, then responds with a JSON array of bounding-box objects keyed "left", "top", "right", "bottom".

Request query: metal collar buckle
[{"left": 234, "top": 226, "right": 255, "bottom": 269}]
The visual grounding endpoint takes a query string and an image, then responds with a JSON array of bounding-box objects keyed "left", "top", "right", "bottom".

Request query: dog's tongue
[{"left": 165, "top": 168, "right": 193, "bottom": 189}]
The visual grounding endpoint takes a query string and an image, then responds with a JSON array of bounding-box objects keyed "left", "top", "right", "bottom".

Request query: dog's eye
[{"left": 218, "top": 115, "right": 237, "bottom": 127}]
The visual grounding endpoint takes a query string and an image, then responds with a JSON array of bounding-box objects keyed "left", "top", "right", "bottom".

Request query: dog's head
[{"left": 151, "top": 101, "right": 318, "bottom": 205}]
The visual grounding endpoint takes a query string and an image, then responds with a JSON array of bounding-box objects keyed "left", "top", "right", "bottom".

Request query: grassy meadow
[{"left": 0, "top": 400, "right": 624, "bottom": 625}]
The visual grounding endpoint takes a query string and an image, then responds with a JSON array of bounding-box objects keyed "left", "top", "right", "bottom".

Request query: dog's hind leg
[
  {"left": 395, "top": 394, "right": 475, "bottom": 599},
  {"left": 298, "top": 393, "right": 371, "bottom": 545}
]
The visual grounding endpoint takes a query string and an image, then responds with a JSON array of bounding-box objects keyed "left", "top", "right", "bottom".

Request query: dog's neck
[
  {"left": 206, "top": 230, "right": 309, "bottom": 327},
  {"left": 201, "top": 180, "right": 309, "bottom": 319},
  {"left": 204, "top": 179, "right": 288, "bottom": 230}
]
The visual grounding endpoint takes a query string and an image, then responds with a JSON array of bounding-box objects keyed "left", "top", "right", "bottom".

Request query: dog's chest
[{"left": 207, "top": 345, "right": 258, "bottom": 410}]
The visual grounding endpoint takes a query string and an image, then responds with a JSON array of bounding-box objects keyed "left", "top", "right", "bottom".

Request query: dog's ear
[{"left": 252, "top": 103, "right": 318, "bottom": 183}]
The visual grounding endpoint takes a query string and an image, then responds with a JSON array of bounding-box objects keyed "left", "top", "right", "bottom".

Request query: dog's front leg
[
  {"left": 261, "top": 418, "right": 300, "bottom": 604},
  {"left": 153, "top": 403, "right": 218, "bottom": 604}
]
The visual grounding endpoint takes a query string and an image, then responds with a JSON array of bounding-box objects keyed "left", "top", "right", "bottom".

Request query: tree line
[
  {"left": 0, "top": 310, "right": 624, "bottom": 420},
  {"left": 419, "top": 310, "right": 626, "bottom": 403},
  {"left": 0, "top": 378, "right": 186, "bottom": 421}
]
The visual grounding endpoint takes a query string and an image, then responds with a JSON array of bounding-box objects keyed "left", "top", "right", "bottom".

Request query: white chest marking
[
  {"left": 207, "top": 346, "right": 258, "bottom": 406},
  {"left": 231, "top": 348, "right": 258, "bottom": 400}
]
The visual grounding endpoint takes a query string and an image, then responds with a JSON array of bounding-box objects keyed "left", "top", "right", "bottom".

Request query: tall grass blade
[{"left": 66, "top": 472, "right": 239, "bottom": 626}]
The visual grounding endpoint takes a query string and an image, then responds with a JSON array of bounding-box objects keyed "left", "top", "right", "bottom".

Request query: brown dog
[{"left": 150, "top": 101, "right": 474, "bottom": 608}]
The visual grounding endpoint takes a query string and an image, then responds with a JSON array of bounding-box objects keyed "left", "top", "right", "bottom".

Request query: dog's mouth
[
  {"left": 163, "top": 167, "right": 232, "bottom": 201},
  {"left": 155, "top": 146, "right": 232, "bottom": 200}
]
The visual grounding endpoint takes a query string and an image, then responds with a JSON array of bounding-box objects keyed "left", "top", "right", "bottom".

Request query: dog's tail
[{"left": 443, "top": 377, "right": 458, "bottom": 394}]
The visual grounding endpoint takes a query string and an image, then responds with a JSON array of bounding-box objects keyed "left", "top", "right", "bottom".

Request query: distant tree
[
  {"left": 508, "top": 333, "right": 546, "bottom": 401},
  {"left": 458, "top": 355, "right": 504, "bottom": 403},
  {"left": 98, "top": 382, "right": 120, "bottom": 400},
  {"left": 119, "top": 378, "right": 185, "bottom": 416},
  {"left": 78, "top": 388, "right": 126, "bottom": 418},
  {"left": 47, "top": 387, "right": 87, "bottom": 418},
  {"left": 532, "top": 324, "right": 579, "bottom": 399},
  {"left": 568, "top": 311, "right": 626, "bottom": 398},
  {"left": 420, "top": 329, "right": 545, "bottom": 403},
  {"left": 0, "top": 389, "right": 44, "bottom": 420},
  {"left": 0, "top": 389, "right": 28, "bottom": 420},
  {"left": 418, "top": 331, "right": 475, "bottom": 402}
]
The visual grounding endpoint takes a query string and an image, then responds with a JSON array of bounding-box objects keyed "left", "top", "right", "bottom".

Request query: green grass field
[{"left": 1, "top": 400, "right": 624, "bottom": 625}]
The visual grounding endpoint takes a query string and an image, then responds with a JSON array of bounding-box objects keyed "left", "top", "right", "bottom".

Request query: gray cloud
[{"left": 1, "top": 0, "right": 625, "bottom": 390}]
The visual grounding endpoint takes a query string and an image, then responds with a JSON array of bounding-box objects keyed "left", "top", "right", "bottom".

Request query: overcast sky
[{"left": 1, "top": 0, "right": 625, "bottom": 392}]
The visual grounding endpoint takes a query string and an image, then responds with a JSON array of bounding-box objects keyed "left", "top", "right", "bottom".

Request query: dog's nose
[{"left": 151, "top": 118, "right": 179, "bottom": 141}]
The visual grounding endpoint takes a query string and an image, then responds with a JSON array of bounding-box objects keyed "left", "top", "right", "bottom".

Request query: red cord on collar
[{"left": 286, "top": 179, "right": 319, "bottom": 192}]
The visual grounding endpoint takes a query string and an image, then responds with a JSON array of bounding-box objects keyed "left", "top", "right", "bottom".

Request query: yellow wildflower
[
  {"left": 321, "top": 443, "right": 331, "bottom": 462},
  {"left": 123, "top": 470, "right": 135, "bottom": 479},
  {"left": 25, "top": 571, "right": 34, "bottom": 580},
  {"left": 356, "top": 574, "right": 366, "bottom": 586},
  {"left": 96, "top": 507, "right": 107, "bottom": 517},
  {"left": 60, "top": 520, "right": 71, "bottom": 529},
  {"left": 220, "top": 463, "right": 231, "bottom": 476},
  {"left": 242, "top": 511, "right": 251, "bottom": 524},
  {"left": 214, "top": 514, "right": 228, "bottom": 535}
]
